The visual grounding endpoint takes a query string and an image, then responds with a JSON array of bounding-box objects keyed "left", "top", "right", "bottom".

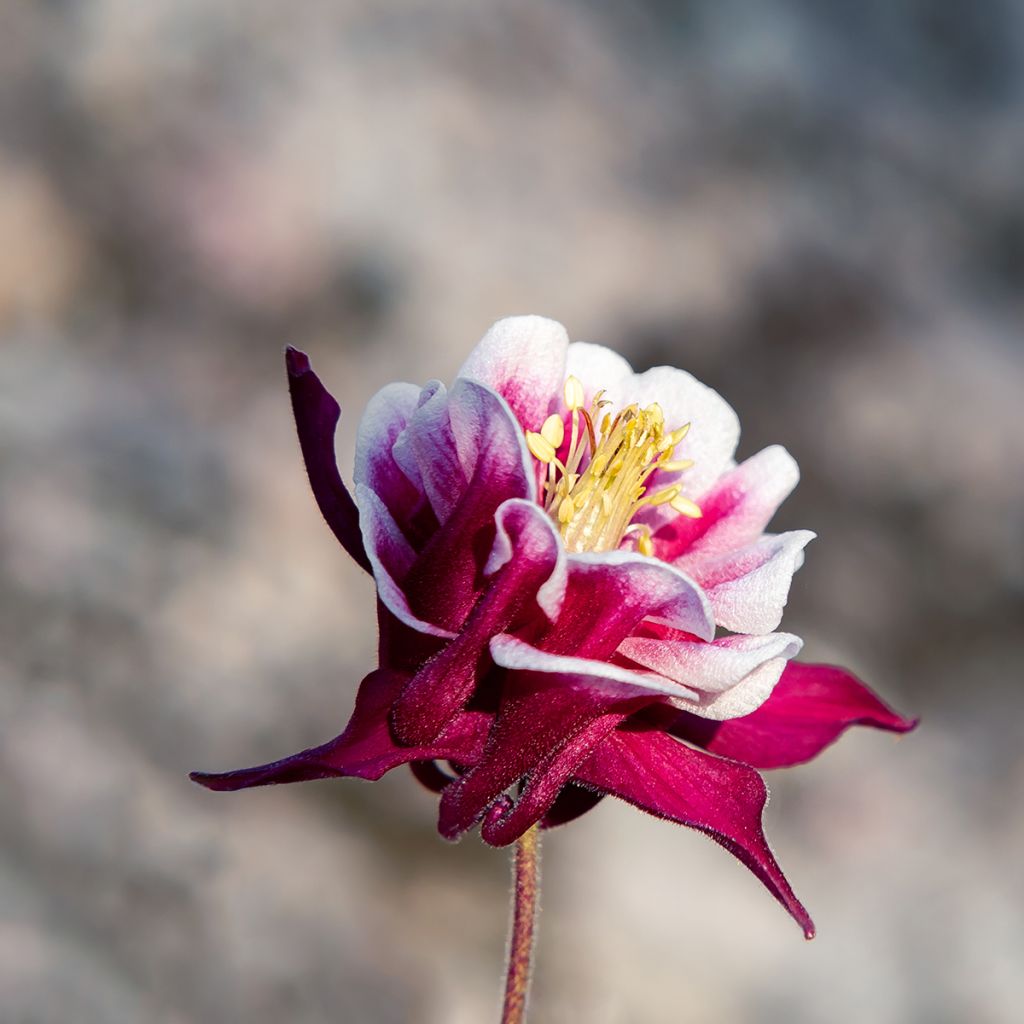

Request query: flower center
[{"left": 525, "top": 375, "right": 702, "bottom": 555}]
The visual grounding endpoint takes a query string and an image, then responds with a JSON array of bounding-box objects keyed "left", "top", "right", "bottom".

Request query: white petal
[
  {"left": 458, "top": 316, "right": 568, "bottom": 431},
  {"left": 618, "top": 631, "right": 803, "bottom": 694},
  {"left": 625, "top": 365, "right": 740, "bottom": 500},
  {"left": 564, "top": 341, "right": 635, "bottom": 408},
  {"left": 672, "top": 446, "right": 801, "bottom": 566},
  {"left": 695, "top": 530, "right": 816, "bottom": 634},
  {"left": 670, "top": 656, "right": 791, "bottom": 720},
  {"left": 489, "top": 634, "right": 700, "bottom": 702}
]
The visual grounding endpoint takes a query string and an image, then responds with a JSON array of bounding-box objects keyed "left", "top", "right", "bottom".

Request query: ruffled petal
[
  {"left": 458, "top": 315, "right": 568, "bottom": 431},
  {"left": 285, "top": 348, "right": 371, "bottom": 573},
  {"left": 671, "top": 661, "right": 918, "bottom": 769},
  {"left": 391, "top": 500, "right": 564, "bottom": 744},
  {"left": 190, "top": 670, "right": 488, "bottom": 790},
  {"left": 491, "top": 635, "right": 699, "bottom": 702},
  {"left": 359, "top": 378, "right": 536, "bottom": 634},
  {"left": 536, "top": 552, "right": 715, "bottom": 662},
  {"left": 654, "top": 445, "right": 800, "bottom": 565},
  {"left": 354, "top": 381, "right": 425, "bottom": 524},
  {"left": 573, "top": 725, "right": 815, "bottom": 938},
  {"left": 692, "top": 531, "right": 815, "bottom": 635},
  {"left": 356, "top": 484, "right": 455, "bottom": 639},
  {"left": 617, "top": 631, "right": 803, "bottom": 719}
]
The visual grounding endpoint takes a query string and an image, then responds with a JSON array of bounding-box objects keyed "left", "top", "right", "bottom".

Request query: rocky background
[{"left": 1, "top": 2, "right": 1022, "bottom": 1022}]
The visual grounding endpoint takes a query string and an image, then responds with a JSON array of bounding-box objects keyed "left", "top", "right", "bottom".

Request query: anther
[
  {"left": 540, "top": 414, "right": 565, "bottom": 449},
  {"left": 526, "top": 431, "right": 556, "bottom": 464},
  {"left": 564, "top": 376, "right": 585, "bottom": 411},
  {"left": 670, "top": 495, "right": 703, "bottom": 518}
]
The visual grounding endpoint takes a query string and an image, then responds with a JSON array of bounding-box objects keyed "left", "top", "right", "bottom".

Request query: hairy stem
[{"left": 500, "top": 825, "right": 541, "bottom": 1024}]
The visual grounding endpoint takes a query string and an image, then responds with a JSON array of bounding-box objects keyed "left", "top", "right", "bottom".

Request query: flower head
[{"left": 192, "top": 316, "right": 915, "bottom": 938}]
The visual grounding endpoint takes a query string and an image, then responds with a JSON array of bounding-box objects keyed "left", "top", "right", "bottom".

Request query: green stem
[{"left": 500, "top": 825, "right": 541, "bottom": 1024}]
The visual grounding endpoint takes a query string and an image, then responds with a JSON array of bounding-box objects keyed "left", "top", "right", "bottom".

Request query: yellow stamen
[
  {"left": 659, "top": 458, "right": 695, "bottom": 472},
  {"left": 540, "top": 413, "right": 565, "bottom": 450},
  {"left": 670, "top": 495, "right": 703, "bottom": 518},
  {"left": 525, "top": 377, "right": 701, "bottom": 553},
  {"left": 563, "top": 375, "right": 585, "bottom": 410},
  {"left": 525, "top": 431, "right": 556, "bottom": 464}
]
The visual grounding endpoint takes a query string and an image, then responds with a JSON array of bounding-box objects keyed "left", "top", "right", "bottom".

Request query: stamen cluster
[{"left": 525, "top": 376, "right": 702, "bottom": 555}]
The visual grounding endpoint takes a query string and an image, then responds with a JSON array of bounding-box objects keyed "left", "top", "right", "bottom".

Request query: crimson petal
[
  {"left": 671, "top": 661, "right": 918, "bottom": 769},
  {"left": 286, "top": 347, "right": 371, "bottom": 573},
  {"left": 190, "top": 670, "right": 488, "bottom": 791},
  {"left": 573, "top": 725, "right": 815, "bottom": 938},
  {"left": 438, "top": 671, "right": 652, "bottom": 845}
]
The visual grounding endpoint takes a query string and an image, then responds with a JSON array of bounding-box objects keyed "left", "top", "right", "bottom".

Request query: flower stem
[{"left": 500, "top": 825, "right": 541, "bottom": 1024}]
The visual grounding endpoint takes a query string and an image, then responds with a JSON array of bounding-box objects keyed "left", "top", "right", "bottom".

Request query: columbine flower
[{"left": 192, "top": 316, "right": 915, "bottom": 942}]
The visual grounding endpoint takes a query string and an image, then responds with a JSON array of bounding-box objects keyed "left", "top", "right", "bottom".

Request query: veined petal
[
  {"left": 618, "top": 632, "right": 803, "bottom": 695},
  {"left": 572, "top": 726, "right": 815, "bottom": 938},
  {"left": 361, "top": 378, "right": 537, "bottom": 634},
  {"left": 356, "top": 484, "right": 456, "bottom": 640},
  {"left": 391, "top": 500, "right": 565, "bottom": 745},
  {"left": 285, "top": 347, "right": 371, "bottom": 573},
  {"left": 694, "top": 531, "right": 815, "bottom": 635},
  {"left": 490, "top": 635, "right": 700, "bottom": 703},
  {"left": 354, "top": 381, "right": 425, "bottom": 520},
  {"left": 190, "top": 670, "right": 488, "bottom": 790},
  {"left": 672, "top": 661, "right": 918, "bottom": 769},
  {"left": 535, "top": 552, "right": 715, "bottom": 662},
  {"left": 458, "top": 315, "right": 568, "bottom": 431},
  {"left": 654, "top": 445, "right": 800, "bottom": 564}
]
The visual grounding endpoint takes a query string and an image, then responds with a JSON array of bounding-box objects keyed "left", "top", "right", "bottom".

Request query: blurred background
[{"left": 1, "top": 2, "right": 1022, "bottom": 1022}]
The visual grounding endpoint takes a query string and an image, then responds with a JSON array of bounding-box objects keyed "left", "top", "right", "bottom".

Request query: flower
[{"left": 192, "top": 315, "right": 915, "bottom": 937}]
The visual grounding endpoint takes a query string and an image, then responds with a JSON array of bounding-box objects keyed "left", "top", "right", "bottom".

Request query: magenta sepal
[
  {"left": 190, "top": 670, "right": 488, "bottom": 791},
  {"left": 670, "top": 661, "right": 918, "bottom": 770},
  {"left": 573, "top": 724, "right": 817, "bottom": 939}
]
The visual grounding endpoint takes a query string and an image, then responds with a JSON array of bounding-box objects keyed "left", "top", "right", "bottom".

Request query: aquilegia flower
[{"left": 192, "top": 316, "right": 914, "bottom": 960}]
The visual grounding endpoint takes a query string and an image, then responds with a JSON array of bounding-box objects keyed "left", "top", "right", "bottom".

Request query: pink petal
[
  {"left": 573, "top": 726, "right": 815, "bottom": 938},
  {"left": 537, "top": 552, "right": 715, "bottom": 661},
  {"left": 391, "top": 500, "right": 565, "bottom": 744},
  {"left": 360, "top": 378, "right": 536, "bottom": 634},
  {"left": 693, "top": 531, "right": 815, "bottom": 635},
  {"left": 458, "top": 315, "right": 568, "bottom": 431},
  {"left": 356, "top": 484, "right": 455, "bottom": 639},
  {"left": 671, "top": 661, "right": 918, "bottom": 769},
  {"left": 190, "top": 670, "right": 489, "bottom": 791},
  {"left": 285, "top": 347, "right": 371, "bottom": 573},
  {"left": 354, "top": 381, "right": 426, "bottom": 525},
  {"left": 654, "top": 445, "right": 800, "bottom": 565}
]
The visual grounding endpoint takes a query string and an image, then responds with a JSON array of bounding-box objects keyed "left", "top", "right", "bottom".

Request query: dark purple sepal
[
  {"left": 285, "top": 347, "right": 372, "bottom": 574},
  {"left": 539, "top": 784, "right": 605, "bottom": 829},
  {"left": 190, "top": 670, "right": 488, "bottom": 791},
  {"left": 573, "top": 724, "right": 816, "bottom": 938},
  {"left": 671, "top": 661, "right": 918, "bottom": 770}
]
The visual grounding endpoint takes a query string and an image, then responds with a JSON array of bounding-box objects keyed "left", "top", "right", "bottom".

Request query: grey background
[{"left": 1, "top": 2, "right": 1021, "bottom": 1022}]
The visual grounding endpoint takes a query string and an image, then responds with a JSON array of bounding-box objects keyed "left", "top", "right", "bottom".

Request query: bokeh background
[{"left": 2, "top": 2, "right": 1022, "bottom": 1022}]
